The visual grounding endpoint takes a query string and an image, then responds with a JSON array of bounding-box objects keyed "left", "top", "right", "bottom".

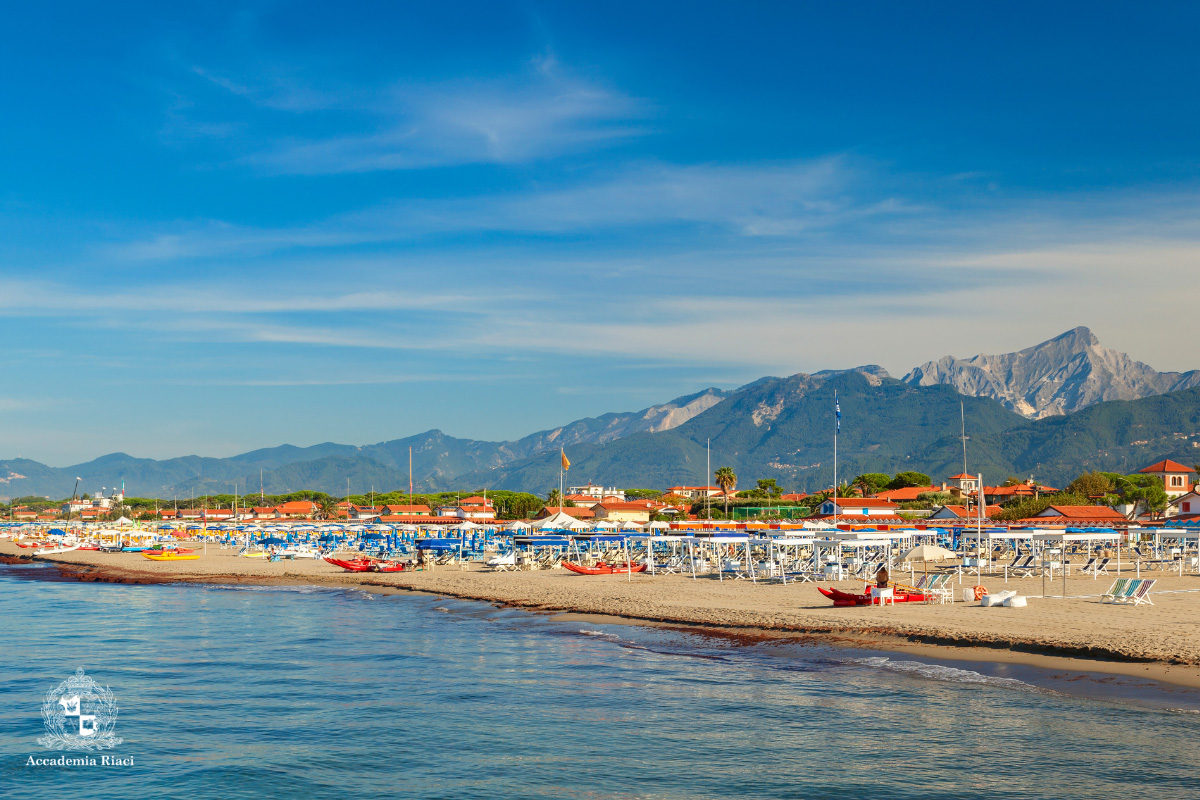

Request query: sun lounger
[
  {"left": 1128, "top": 579, "right": 1156, "bottom": 605},
  {"left": 1102, "top": 578, "right": 1156, "bottom": 605},
  {"left": 924, "top": 574, "right": 954, "bottom": 604},
  {"left": 1011, "top": 556, "right": 1040, "bottom": 578}
]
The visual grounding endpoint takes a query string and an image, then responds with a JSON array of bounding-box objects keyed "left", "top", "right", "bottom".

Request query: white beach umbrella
[
  {"left": 648, "top": 521, "right": 671, "bottom": 530},
  {"left": 901, "top": 544, "right": 957, "bottom": 562},
  {"left": 901, "top": 544, "right": 958, "bottom": 583}
]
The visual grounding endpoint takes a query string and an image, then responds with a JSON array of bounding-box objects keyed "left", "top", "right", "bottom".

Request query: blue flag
[{"left": 835, "top": 391, "right": 841, "bottom": 433}]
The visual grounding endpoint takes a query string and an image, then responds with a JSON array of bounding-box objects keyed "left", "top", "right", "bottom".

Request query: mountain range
[
  {"left": 903, "top": 326, "right": 1200, "bottom": 419},
  {"left": 3, "top": 328, "right": 1198, "bottom": 499}
]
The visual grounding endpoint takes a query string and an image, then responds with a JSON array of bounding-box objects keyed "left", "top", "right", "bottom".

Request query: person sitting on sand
[{"left": 875, "top": 564, "right": 889, "bottom": 589}]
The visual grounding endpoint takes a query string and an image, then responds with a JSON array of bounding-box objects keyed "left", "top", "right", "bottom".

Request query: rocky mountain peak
[{"left": 903, "top": 328, "right": 1200, "bottom": 418}]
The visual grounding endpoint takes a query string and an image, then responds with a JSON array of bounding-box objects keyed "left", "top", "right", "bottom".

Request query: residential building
[
  {"left": 927, "top": 504, "right": 1003, "bottom": 520},
  {"left": 535, "top": 505, "right": 596, "bottom": 520},
  {"left": 568, "top": 484, "right": 625, "bottom": 502},
  {"left": 665, "top": 486, "right": 732, "bottom": 499},
  {"left": 1139, "top": 459, "right": 1196, "bottom": 499},
  {"left": 874, "top": 486, "right": 935, "bottom": 502},
  {"left": 382, "top": 504, "right": 431, "bottom": 516},
  {"left": 1168, "top": 490, "right": 1200, "bottom": 518},
  {"left": 1023, "top": 505, "right": 1128, "bottom": 526},
  {"left": 946, "top": 473, "right": 980, "bottom": 495},
  {"left": 591, "top": 500, "right": 657, "bottom": 523},
  {"left": 816, "top": 498, "right": 900, "bottom": 517},
  {"left": 277, "top": 500, "right": 318, "bottom": 518}
]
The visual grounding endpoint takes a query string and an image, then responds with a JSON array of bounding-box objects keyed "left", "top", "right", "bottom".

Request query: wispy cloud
[
  {"left": 102, "top": 158, "right": 898, "bottom": 263},
  {"left": 183, "top": 53, "right": 647, "bottom": 173}
]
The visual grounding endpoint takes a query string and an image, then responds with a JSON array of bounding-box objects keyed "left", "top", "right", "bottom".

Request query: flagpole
[
  {"left": 560, "top": 448, "right": 564, "bottom": 513},
  {"left": 833, "top": 390, "right": 838, "bottom": 527}
]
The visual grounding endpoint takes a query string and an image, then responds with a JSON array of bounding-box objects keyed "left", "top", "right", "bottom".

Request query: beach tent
[
  {"left": 593, "top": 520, "right": 619, "bottom": 530},
  {"left": 647, "top": 521, "right": 671, "bottom": 530},
  {"left": 505, "top": 521, "right": 532, "bottom": 531},
  {"left": 536, "top": 511, "right": 587, "bottom": 531}
]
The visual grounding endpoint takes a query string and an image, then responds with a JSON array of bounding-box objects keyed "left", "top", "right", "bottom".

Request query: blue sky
[{"left": 3, "top": 2, "right": 1199, "bottom": 465}]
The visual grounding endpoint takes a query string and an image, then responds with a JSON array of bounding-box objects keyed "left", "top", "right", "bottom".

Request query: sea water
[{"left": 1, "top": 563, "right": 1198, "bottom": 800}]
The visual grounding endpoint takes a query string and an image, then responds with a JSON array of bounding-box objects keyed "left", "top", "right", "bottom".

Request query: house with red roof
[
  {"left": 591, "top": 500, "right": 658, "bottom": 523},
  {"left": 927, "top": 504, "right": 1003, "bottom": 520},
  {"left": 1139, "top": 459, "right": 1196, "bottom": 499},
  {"left": 816, "top": 497, "right": 899, "bottom": 517},
  {"left": 874, "top": 486, "right": 935, "bottom": 502},
  {"left": 946, "top": 473, "right": 980, "bottom": 495},
  {"left": 278, "top": 500, "right": 318, "bottom": 518},
  {"left": 1022, "top": 505, "right": 1129, "bottom": 526},
  {"left": 535, "top": 505, "right": 596, "bottom": 520}
]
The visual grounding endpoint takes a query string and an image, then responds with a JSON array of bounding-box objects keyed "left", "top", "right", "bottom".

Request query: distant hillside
[
  {"left": 455, "top": 371, "right": 1032, "bottom": 493},
  {"left": 904, "top": 326, "right": 1200, "bottom": 419},
  {"left": 463, "top": 378, "right": 1200, "bottom": 492},
  {"left": 0, "top": 388, "right": 731, "bottom": 499},
  {"left": 5, "top": 335, "right": 1200, "bottom": 499}
]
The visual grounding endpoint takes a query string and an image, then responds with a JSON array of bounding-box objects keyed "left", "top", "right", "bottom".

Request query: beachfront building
[
  {"left": 381, "top": 504, "right": 431, "bottom": 516},
  {"left": 590, "top": 500, "right": 656, "bottom": 523},
  {"left": 568, "top": 484, "right": 625, "bottom": 503},
  {"left": 1023, "top": 505, "right": 1129, "bottom": 526},
  {"left": 349, "top": 505, "right": 384, "bottom": 520},
  {"left": 666, "top": 485, "right": 734, "bottom": 499},
  {"left": 927, "top": 504, "right": 1003, "bottom": 520},
  {"left": 816, "top": 498, "right": 900, "bottom": 517},
  {"left": 1139, "top": 459, "right": 1196, "bottom": 499}
]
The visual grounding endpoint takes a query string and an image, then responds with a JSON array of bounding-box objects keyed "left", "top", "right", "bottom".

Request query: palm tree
[
  {"left": 317, "top": 498, "right": 336, "bottom": 521},
  {"left": 546, "top": 488, "right": 564, "bottom": 509},
  {"left": 714, "top": 466, "right": 737, "bottom": 517}
]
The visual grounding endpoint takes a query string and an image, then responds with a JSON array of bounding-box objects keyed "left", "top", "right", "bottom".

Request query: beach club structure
[{"left": 7, "top": 505, "right": 1200, "bottom": 608}]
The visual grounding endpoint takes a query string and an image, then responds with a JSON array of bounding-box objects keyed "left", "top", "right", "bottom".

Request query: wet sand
[{"left": 6, "top": 540, "right": 1200, "bottom": 687}]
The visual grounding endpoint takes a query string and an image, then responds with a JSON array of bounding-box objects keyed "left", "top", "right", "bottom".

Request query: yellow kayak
[{"left": 142, "top": 553, "right": 200, "bottom": 561}]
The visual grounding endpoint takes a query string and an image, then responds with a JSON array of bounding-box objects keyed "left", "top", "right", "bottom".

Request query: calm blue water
[{"left": 2, "top": 563, "right": 1199, "bottom": 800}]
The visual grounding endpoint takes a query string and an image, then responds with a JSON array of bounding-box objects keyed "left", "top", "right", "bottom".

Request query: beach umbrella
[
  {"left": 901, "top": 544, "right": 957, "bottom": 583},
  {"left": 901, "top": 544, "right": 956, "bottom": 562},
  {"left": 258, "top": 536, "right": 288, "bottom": 545}
]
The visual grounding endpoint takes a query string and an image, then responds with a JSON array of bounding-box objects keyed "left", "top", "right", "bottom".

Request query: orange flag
[{"left": 561, "top": 450, "right": 571, "bottom": 471}]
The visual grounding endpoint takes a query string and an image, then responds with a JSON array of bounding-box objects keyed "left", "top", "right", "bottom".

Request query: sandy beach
[{"left": 7, "top": 539, "right": 1200, "bottom": 686}]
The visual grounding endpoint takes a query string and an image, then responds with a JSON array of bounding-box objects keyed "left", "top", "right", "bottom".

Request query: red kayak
[
  {"left": 323, "top": 556, "right": 377, "bottom": 572},
  {"left": 563, "top": 561, "right": 648, "bottom": 575},
  {"left": 817, "top": 586, "right": 928, "bottom": 606},
  {"left": 143, "top": 548, "right": 194, "bottom": 556},
  {"left": 369, "top": 561, "right": 405, "bottom": 573}
]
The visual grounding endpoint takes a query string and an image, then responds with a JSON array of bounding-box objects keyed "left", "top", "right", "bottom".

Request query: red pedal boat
[
  {"left": 817, "top": 586, "right": 928, "bottom": 606},
  {"left": 562, "top": 561, "right": 648, "bottom": 575},
  {"left": 323, "top": 556, "right": 377, "bottom": 572}
]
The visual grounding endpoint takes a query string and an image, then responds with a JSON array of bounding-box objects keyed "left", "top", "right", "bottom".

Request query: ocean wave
[{"left": 849, "top": 656, "right": 1034, "bottom": 690}]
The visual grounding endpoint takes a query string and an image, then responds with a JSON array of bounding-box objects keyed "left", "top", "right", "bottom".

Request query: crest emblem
[{"left": 38, "top": 668, "right": 122, "bottom": 751}]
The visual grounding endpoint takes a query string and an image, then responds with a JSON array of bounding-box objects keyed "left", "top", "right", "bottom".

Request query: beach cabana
[{"left": 1031, "top": 530, "right": 1122, "bottom": 597}]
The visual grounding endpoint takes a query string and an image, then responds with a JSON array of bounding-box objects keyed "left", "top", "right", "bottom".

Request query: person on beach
[{"left": 875, "top": 564, "right": 889, "bottom": 589}]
